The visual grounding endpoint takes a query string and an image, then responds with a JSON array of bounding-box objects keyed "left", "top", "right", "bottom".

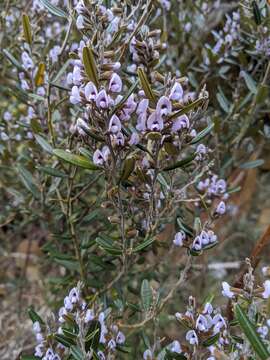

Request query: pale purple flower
[
  {"left": 207, "top": 230, "right": 217, "bottom": 243},
  {"left": 33, "top": 321, "right": 41, "bottom": 334},
  {"left": 34, "top": 344, "right": 44, "bottom": 357},
  {"left": 172, "top": 114, "right": 190, "bottom": 133},
  {"left": 136, "top": 113, "right": 147, "bottom": 132},
  {"left": 203, "top": 302, "right": 213, "bottom": 315},
  {"left": 156, "top": 96, "right": 172, "bottom": 117},
  {"left": 200, "top": 230, "right": 210, "bottom": 246},
  {"left": 173, "top": 231, "right": 186, "bottom": 246},
  {"left": 69, "top": 287, "right": 80, "bottom": 304},
  {"left": 136, "top": 98, "right": 149, "bottom": 115},
  {"left": 85, "top": 81, "right": 97, "bottom": 101},
  {"left": 129, "top": 132, "right": 140, "bottom": 145},
  {"left": 49, "top": 45, "right": 61, "bottom": 63},
  {"left": 215, "top": 179, "right": 227, "bottom": 194},
  {"left": 64, "top": 296, "right": 73, "bottom": 311},
  {"left": 170, "top": 340, "right": 181, "bottom": 353},
  {"left": 192, "top": 236, "right": 202, "bottom": 251},
  {"left": 143, "top": 349, "right": 153, "bottom": 360},
  {"left": 45, "top": 348, "right": 54, "bottom": 359},
  {"left": 196, "top": 144, "right": 207, "bottom": 160},
  {"left": 262, "top": 280, "right": 270, "bottom": 299},
  {"left": 186, "top": 330, "right": 198, "bottom": 345},
  {"left": 37, "top": 87, "right": 46, "bottom": 97},
  {"left": 216, "top": 201, "right": 226, "bottom": 215},
  {"left": 76, "top": 15, "right": 85, "bottom": 29},
  {"left": 169, "top": 82, "right": 183, "bottom": 101},
  {"left": 213, "top": 314, "right": 226, "bottom": 333},
  {"left": 96, "top": 90, "right": 109, "bottom": 109},
  {"left": 147, "top": 111, "right": 164, "bottom": 131},
  {"left": 93, "top": 146, "right": 110, "bottom": 165},
  {"left": 116, "top": 331, "right": 125, "bottom": 344},
  {"left": 108, "top": 339, "right": 116, "bottom": 351},
  {"left": 97, "top": 351, "right": 106, "bottom": 360},
  {"left": 36, "top": 332, "right": 43, "bottom": 343},
  {"left": 196, "top": 314, "right": 209, "bottom": 332},
  {"left": 21, "top": 51, "right": 34, "bottom": 70},
  {"left": 109, "top": 73, "right": 122, "bottom": 93},
  {"left": 108, "top": 114, "right": 121, "bottom": 133},
  {"left": 70, "top": 86, "right": 82, "bottom": 104},
  {"left": 75, "top": 0, "right": 85, "bottom": 14},
  {"left": 113, "top": 132, "right": 125, "bottom": 146},
  {"left": 72, "top": 65, "right": 83, "bottom": 86},
  {"left": 258, "top": 326, "right": 269, "bottom": 338},
  {"left": 3, "top": 111, "right": 12, "bottom": 121},
  {"left": 53, "top": 355, "right": 61, "bottom": 360}
]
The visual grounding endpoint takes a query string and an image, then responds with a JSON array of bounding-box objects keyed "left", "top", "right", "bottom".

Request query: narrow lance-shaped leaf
[
  {"left": 190, "top": 123, "right": 214, "bottom": 145},
  {"left": 82, "top": 46, "right": 99, "bottom": 87},
  {"left": 34, "top": 134, "right": 53, "bottom": 154},
  {"left": 252, "top": 0, "right": 262, "bottom": 25},
  {"left": 163, "top": 153, "right": 196, "bottom": 171},
  {"left": 141, "top": 279, "right": 153, "bottom": 312},
  {"left": 22, "top": 13, "right": 32, "bottom": 45},
  {"left": 39, "top": 0, "right": 68, "bottom": 18},
  {"left": 242, "top": 71, "right": 257, "bottom": 94},
  {"left": 35, "top": 63, "right": 46, "bottom": 86},
  {"left": 53, "top": 149, "right": 100, "bottom": 170},
  {"left": 17, "top": 165, "right": 40, "bottom": 200},
  {"left": 137, "top": 67, "right": 156, "bottom": 104},
  {"left": 235, "top": 304, "right": 270, "bottom": 360},
  {"left": 3, "top": 49, "right": 25, "bottom": 71}
]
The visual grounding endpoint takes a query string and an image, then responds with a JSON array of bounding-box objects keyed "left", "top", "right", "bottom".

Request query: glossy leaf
[
  {"left": 141, "top": 279, "right": 152, "bottom": 312},
  {"left": 53, "top": 149, "right": 100, "bottom": 170},
  {"left": 82, "top": 46, "right": 99, "bottom": 87}
]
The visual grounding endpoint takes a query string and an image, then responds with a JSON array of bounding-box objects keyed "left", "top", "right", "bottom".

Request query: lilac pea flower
[
  {"left": 203, "top": 302, "right": 213, "bottom": 315},
  {"left": 186, "top": 330, "right": 198, "bottom": 345},
  {"left": 85, "top": 81, "right": 97, "bottom": 101},
  {"left": 207, "top": 230, "right": 217, "bottom": 243},
  {"left": 64, "top": 296, "right": 73, "bottom": 311},
  {"left": 70, "top": 86, "right": 82, "bottom": 104},
  {"left": 21, "top": 51, "right": 34, "bottom": 70},
  {"left": 97, "top": 351, "right": 106, "bottom": 360},
  {"left": 108, "top": 114, "right": 121, "bottom": 133},
  {"left": 114, "top": 132, "right": 125, "bottom": 146},
  {"left": 45, "top": 348, "right": 54, "bottom": 359},
  {"left": 221, "top": 282, "right": 234, "bottom": 298},
  {"left": 156, "top": 96, "right": 172, "bottom": 117},
  {"left": 96, "top": 89, "right": 109, "bottom": 109},
  {"left": 58, "top": 307, "right": 67, "bottom": 323},
  {"left": 136, "top": 98, "right": 149, "bottom": 115},
  {"left": 173, "top": 231, "right": 186, "bottom": 246},
  {"left": 109, "top": 73, "right": 122, "bottom": 93},
  {"left": 49, "top": 45, "right": 61, "bottom": 63},
  {"left": 192, "top": 235, "right": 202, "bottom": 251},
  {"left": 262, "top": 280, "right": 270, "bottom": 299},
  {"left": 69, "top": 287, "right": 80, "bottom": 304},
  {"left": 215, "top": 201, "right": 226, "bottom": 215},
  {"left": 170, "top": 340, "right": 181, "bottom": 353},
  {"left": 169, "top": 82, "right": 183, "bottom": 101},
  {"left": 76, "top": 15, "right": 85, "bottom": 29},
  {"left": 75, "top": 0, "right": 85, "bottom": 14},
  {"left": 200, "top": 230, "right": 210, "bottom": 246},
  {"left": 216, "top": 179, "right": 227, "bottom": 194},
  {"left": 35, "top": 332, "right": 43, "bottom": 343},
  {"left": 34, "top": 344, "right": 44, "bottom": 357},
  {"left": 53, "top": 355, "right": 61, "bottom": 360},
  {"left": 93, "top": 146, "right": 110, "bottom": 166},
  {"left": 108, "top": 339, "right": 116, "bottom": 351},
  {"left": 136, "top": 113, "right": 147, "bottom": 132},
  {"left": 196, "top": 314, "right": 209, "bottom": 332},
  {"left": 116, "top": 331, "right": 125, "bottom": 344},
  {"left": 143, "top": 349, "right": 153, "bottom": 360},
  {"left": 172, "top": 114, "right": 190, "bottom": 133},
  {"left": 33, "top": 321, "right": 41, "bottom": 333},
  {"left": 72, "top": 66, "right": 83, "bottom": 86},
  {"left": 147, "top": 111, "right": 164, "bottom": 131},
  {"left": 213, "top": 314, "right": 226, "bottom": 333},
  {"left": 3, "top": 111, "right": 12, "bottom": 121},
  {"left": 76, "top": 118, "right": 90, "bottom": 136},
  {"left": 129, "top": 132, "right": 140, "bottom": 146},
  {"left": 123, "top": 94, "right": 137, "bottom": 115}
]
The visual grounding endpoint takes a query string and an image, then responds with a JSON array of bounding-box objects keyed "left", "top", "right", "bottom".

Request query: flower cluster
[{"left": 32, "top": 285, "right": 126, "bottom": 359}]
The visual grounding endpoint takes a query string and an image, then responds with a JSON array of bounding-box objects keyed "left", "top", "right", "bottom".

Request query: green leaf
[
  {"left": 216, "top": 92, "right": 230, "bottom": 113},
  {"left": 34, "top": 134, "right": 53, "bottom": 154},
  {"left": 85, "top": 320, "right": 101, "bottom": 352},
  {"left": 70, "top": 346, "right": 84, "bottom": 360},
  {"left": 242, "top": 71, "right": 257, "bottom": 94},
  {"left": 239, "top": 159, "right": 264, "bottom": 169},
  {"left": 169, "top": 97, "right": 205, "bottom": 120},
  {"left": 3, "top": 49, "right": 24, "bottom": 71},
  {"left": 133, "top": 238, "right": 154, "bottom": 252},
  {"left": 137, "top": 67, "right": 156, "bottom": 104},
  {"left": 28, "top": 307, "right": 44, "bottom": 324},
  {"left": 20, "top": 356, "right": 40, "bottom": 360},
  {"left": 202, "top": 332, "right": 220, "bottom": 347},
  {"left": 163, "top": 153, "right": 196, "bottom": 171},
  {"left": 190, "top": 123, "right": 214, "bottom": 145},
  {"left": 22, "top": 13, "right": 32, "bottom": 45},
  {"left": 36, "top": 166, "right": 67, "bottom": 178},
  {"left": 120, "top": 157, "right": 136, "bottom": 182},
  {"left": 252, "top": 1, "right": 262, "bottom": 25},
  {"left": 53, "top": 149, "right": 100, "bottom": 170},
  {"left": 235, "top": 304, "right": 270, "bottom": 360},
  {"left": 141, "top": 279, "right": 152, "bottom": 312},
  {"left": 95, "top": 237, "right": 122, "bottom": 255},
  {"left": 39, "top": 0, "right": 68, "bottom": 18},
  {"left": 111, "top": 79, "right": 139, "bottom": 115},
  {"left": 82, "top": 46, "right": 99, "bottom": 87},
  {"left": 17, "top": 165, "right": 40, "bottom": 200},
  {"left": 55, "top": 334, "right": 76, "bottom": 347}
]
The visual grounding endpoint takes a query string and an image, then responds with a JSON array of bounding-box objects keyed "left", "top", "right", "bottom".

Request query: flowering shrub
[{"left": 1, "top": 0, "right": 270, "bottom": 359}]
